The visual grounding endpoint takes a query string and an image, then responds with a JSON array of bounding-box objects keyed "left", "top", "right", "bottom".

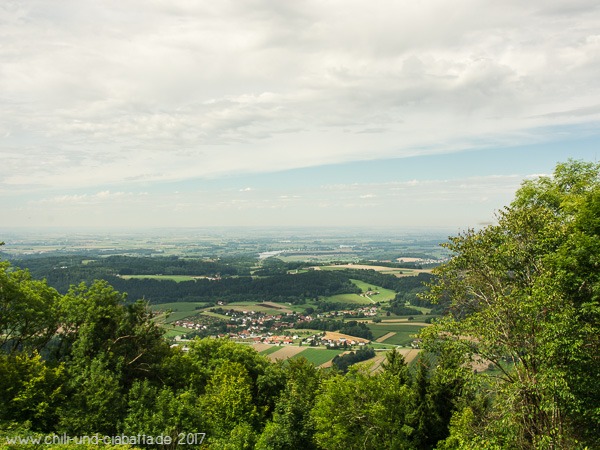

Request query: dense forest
[
  {"left": 6, "top": 253, "right": 436, "bottom": 308},
  {"left": 2, "top": 160, "right": 600, "bottom": 449}
]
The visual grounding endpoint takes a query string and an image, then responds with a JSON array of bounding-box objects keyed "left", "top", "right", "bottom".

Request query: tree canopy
[{"left": 424, "top": 159, "right": 600, "bottom": 449}]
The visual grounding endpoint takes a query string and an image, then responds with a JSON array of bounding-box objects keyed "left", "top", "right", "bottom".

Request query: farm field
[
  {"left": 224, "top": 302, "right": 293, "bottom": 314},
  {"left": 200, "top": 310, "right": 230, "bottom": 320},
  {"left": 314, "top": 264, "right": 406, "bottom": 275},
  {"left": 253, "top": 343, "right": 344, "bottom": 367},
  {"left": 321, "top": 293, "right": 373, "bottom": 304},
  {"left": 163, "top": 325, "right": 191, "bottom": 338},
  {"left": 356, "top": 352, "right": 388, "bottom": 373},
  {"left": 265, "top": 346, "right": 307, "bottom": 361},
  {"left": 251, "top": 343, "right": 273, "bottom": 353},
  {"left": 368, "top": 323, "right": 426, "bottom": 346},
  {"left": 151, "top": 302, "right": 208, "bottom": 323},
  {"left": 349, "top": 279, "right": 396, "bottom": 302},
  {"left": 314, "top": 264, "right": 433, "bottom": 277},
  {"left": 380, "top": 319, "right": 432, "bottom": 324},
  {"left": 323, "top": 331, "right": 370, "bottom": 343},
  {"left": 357, "top": 348, "right": 422, "bottom": 373},
  {"left": 120, "top": 274, "right": 197, "bottom": 282},
  {"left": 290, "top": 348, "right": 345, "bottom": 366},
  {"left": 258, "top": 345, "right": 285, "bottom": 356},
  {"left": 376, "top": 332, "right": 397, "bottom": 343}
]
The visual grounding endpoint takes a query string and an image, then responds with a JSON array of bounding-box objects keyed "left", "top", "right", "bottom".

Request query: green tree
[
  {"left": 0, "top": 262, "right": 60, "bottom": 354},
  {"left": 256, "top": 358, "right": 322, "bottom": 450},
  {"left": 201, "top": 361, "right": 258, "bottom": 445},
  {"left": 425, "top": 160, "right": 600, "bottom": 449},
  {"left": 122, "top": 380, "right": 204, "bottom": 449},
  {"left": 0, "top": 352, "right": 65, "bottom": 431},
  {"left": 58, "top": 356, "right": 124, "bottom": 435},
  {"left": 311, "top": 366, "right": 414, "bottom": 450},
  {"left": 56, "top": 281, "right": 169, "bottom": 384}
]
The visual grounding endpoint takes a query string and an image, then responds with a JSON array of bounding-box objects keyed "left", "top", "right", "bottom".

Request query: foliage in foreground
[
  {"left": 424, "top": 159, "right": 600, "bottom": 449},
  {"left": 0, "top": 256, "right": 461, "bottom": 449},
  {"left": 2, "top": 159, "right": 600, "bottom": 449}
]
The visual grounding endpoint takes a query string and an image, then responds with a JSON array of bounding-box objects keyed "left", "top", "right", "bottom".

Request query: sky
[{"left": 1, "top": 0, "right": 600, "bottom": 230}]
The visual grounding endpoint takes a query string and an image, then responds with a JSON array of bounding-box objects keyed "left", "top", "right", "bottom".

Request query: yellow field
[
  {"left": 357, "top": 349, "right": 421, "bottom": 374},
  {"left": 251, "top": 343, "right": 273, "bottom": 353},
  {"left": 376, "top": 332, "right": 396, "bottom": 343},
  {"left": 265, "top": 346, "right": 307, "bottom": 361},
  {"left": 313, "top": 264, "right": 431, "bottom": 277},
  {"left": 323, "top": 331, "right": 370, "bottom": 343}
]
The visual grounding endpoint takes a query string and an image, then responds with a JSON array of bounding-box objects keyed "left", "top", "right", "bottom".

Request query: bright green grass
[
  {"left": 201, "top": 311, "right": 230, "bottom": 320},
  {"left": 379, "top": 332, "right": 421, "bottom": 346},
  {"left": 406, "top": 305, "right": 432, "bottom": 314},
  {"left": 259, "top": 346, "right": 284, "bottom": 356},
  {"left": 317, "top": 266, "right": 407, "bottom": 276},
  {"left": 163, "top": 326, "right": 190, "bottom": 338},
  {"left": 227, "top": 301, "right": 292, "bottom": 311},
  {"left": 289, "top": 348, "right": 344, "bottom": 366},
  {"left": 369, "top": 342, "right": 396, "bottom": 349},
  {"left": 287, "top": 303, "right": 317, "bottom": 313},
  {"left": 226, "top": 305, "right": 292, "bottom": 314},
  {"left": 367, "top": 323, "right": 426, "bottom": 340},
  {"left": 151, "top": 302, "right": 208, "bottom": 323},
  {"left": 349, "top": 279, "right": 396, "bottom": 302},
  {"left": 321, "top": 293, "right": 373, "bottom": 304},
  {"left": 121, "top": 274, "right": 197, "bottom": 282}
]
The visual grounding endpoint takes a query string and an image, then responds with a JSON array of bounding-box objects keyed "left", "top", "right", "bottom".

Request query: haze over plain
[{"left": 1, "top": 0, "right": 600, "bottom": 228}]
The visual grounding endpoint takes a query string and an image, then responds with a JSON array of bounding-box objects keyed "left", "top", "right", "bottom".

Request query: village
[{"left": 171, "top": 305, "right": 379, "bottom": 347}]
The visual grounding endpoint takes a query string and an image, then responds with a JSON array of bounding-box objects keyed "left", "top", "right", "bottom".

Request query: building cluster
[{"left": 172, "top": 307, "right": 378, "bottom": 346}]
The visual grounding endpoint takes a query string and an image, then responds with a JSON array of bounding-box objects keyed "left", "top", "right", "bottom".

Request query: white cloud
[
  {"left": 37, "top": 190, "right": 144, "bottom": 205},
  {"left": 0, "top": 0, "right": 599, "bottom": 194},
  {"left": 1, "top": 1, "right": 599, "bottom": 230}
]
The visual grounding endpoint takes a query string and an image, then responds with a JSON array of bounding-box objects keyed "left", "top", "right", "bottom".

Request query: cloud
[
  {"left": 0, "top": 0, "right": 599, "bottom": 192},
  {"left": 37, "top": 190, "right": 145, "bottom": 205},
  {"left": 0, "top": 172, "right": 535, "bottom": 228}
]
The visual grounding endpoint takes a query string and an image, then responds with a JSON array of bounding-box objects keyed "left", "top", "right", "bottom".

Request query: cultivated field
[
  {"left": 224, "top": 302, "right": 293, "bottom": 314},
  {"left": 323, "top": 331, "right": 370, "bottom": 343},
  {"left": 258, "top": 345, "right": 285, "bottom": 356},
  {"left": 253, "top": 343, "right": 344, "bottom": 367},
  {"left": 376, "top": 332, "right": 397, "bottom": 343},
  {"left": 265, "top": 346, "right": 308, "bottom": 361},
  {"left": 290, "top": 348, "right": 345, "bottom": 366},
  {"left": 368, "top": 323, "right": 426, "bottom": 346},
  {"left": 119, "top": 274, "right": 197, "bottom": 282},
  {"left": 151, "top": 302, "right": 208, "bottom": 323},
  {"left": 321, "top": 293, "right": 373, "bottom": 304}
]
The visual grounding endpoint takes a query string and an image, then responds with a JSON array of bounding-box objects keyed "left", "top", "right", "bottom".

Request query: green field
[
  {"left": 378, "top": 332, "right": 420, "bottom": 346},
  {"left": 349, "top": 279, "right": 396, "bottom": 302},
  {"left": 151, "top": 302, "right": 208, "bottom": 323},
  {"left": 259, "top": 346, "right": 285, "bottom": 356},
  {"left": 201, "top": 310, "right": 230, "bottom": 320},
  {"left": 225, "top": 302, "right": 293, "bottom": 314},
  {"left": 406, "top": 305, "right": 433, "bottom": 314},
  {"left": 321, "top": 293, "right": 373, "bottom": 304},
  {"left": 318, "top": 265, "right": 407, "bottom": 276},
  {"left": 120, "top": 274, "right": 198, "bottom": 282},
  {"left": 290, "top": 348, "right": 344, "bottom": 366},
  {"left": 163, "top": 325, "right": 191, "bottom": 338},
  {"left": 368, "top": 324, "right": 426, "bottom": 346}
]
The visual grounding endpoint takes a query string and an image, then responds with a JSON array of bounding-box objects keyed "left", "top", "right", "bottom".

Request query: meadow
[
  {"left": 367, "top": 323, "right": 427, "bottom": 346},
  {"left": 151, "top": 301, "right": 208, "bottom": 323}
]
